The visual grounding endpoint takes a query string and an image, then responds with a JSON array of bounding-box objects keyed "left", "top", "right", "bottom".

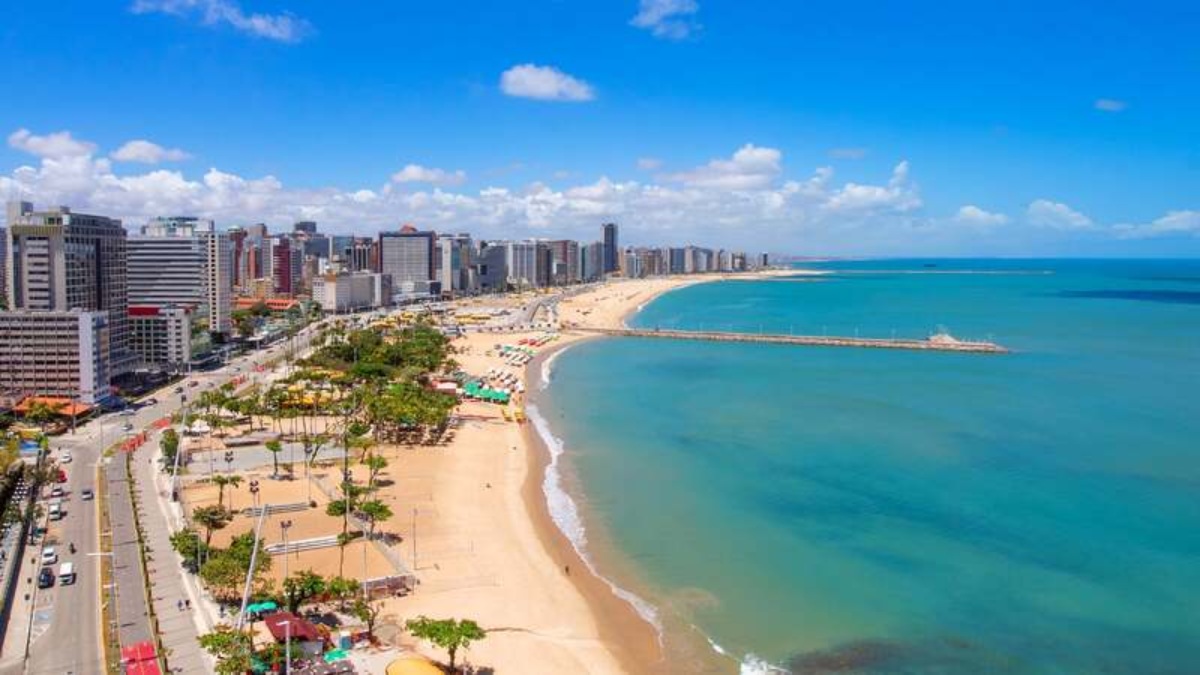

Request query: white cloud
[
  {"left": 664, "top": 144, "right": 782, "bottom": 190},
  {"left": 823, "top": 161, "right": 921, "bottom": 213},
  {"left": 828, "top": 147, "right": 868, "bottom": 160},
  {"left": 111, "top": 140, "right": 192, "bottom": 164},
  {"left": 631, "top": 0, "right": 700, "bottom": 40},
  {"left": 390, "top": 164, "right": 467, "bottom": 187},
  {"left": 22, "top": 127, "right": 1191, "bottom": 253},
  {"left": 637, "top": 157, "right": 663, "bottom": 171},
  {"left": 1094, "top": 98, "right": 1128, "bottom": 112},
  {"left": 1115, "top": 211, "right": 1200, "bottom": 239},
  {"left": 130, "top": 0, "right": 311, "bottom": 43},
  {"left": 954, "top": 205, "right": 1009, "bottom": 227},
  {"left": 499, "top": 64, "right": 595, "bottom": 102},
  {"left": 1027, "top": 199, "right": 1094, "bottom": 230},
  {"left": 8, "top": 129, "right": 97, "bottom": 159}
]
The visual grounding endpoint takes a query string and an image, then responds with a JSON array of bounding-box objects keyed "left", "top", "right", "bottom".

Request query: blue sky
[{"left": 1, "top": 0, "right": 1197, "bottom": 255}]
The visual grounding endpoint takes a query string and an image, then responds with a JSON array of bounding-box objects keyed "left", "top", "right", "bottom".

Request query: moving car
[
  {"left": 40, "top": 547, "right": 58, "bottom": 566},
  {"left": 49, "top": 486, "right": 64, "bottom": 499},
  {"left": 58, "top": 562, "right": 75, "bottom": 585},
  {"left": 81, "top": 489, "right": 94, "bottom": 501},
  {"left": 38, "top": 568, "right": 54, "bottom": 589},
  {"left": 60, "top": 452, "right": 73, "bottom": 464},
  {"left": 145, "top": 398, "right": 158, "bottom": 406}
]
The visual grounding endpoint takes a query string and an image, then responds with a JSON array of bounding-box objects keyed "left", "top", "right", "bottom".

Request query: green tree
[
  {"left": 265, "top": 439, "right": 283, "bottom": 478},
  {"left": 169, "top": 527, "right": 210, "bottom": 572},
  {"left": 193, "top": 505, "right": 232, "bottom": 546},
  {"left": 198, "top": 624, "right": 254, "bottom": 675},
  {"left": 211, "top": 475, "right": 232, "bottom": 508},
  {"left": 405, "top": 616, "right": 487, "bottom": 672},
  {"left": 160, "top": 428, "right": 180, "bottom": 468},
  {"left": 358, "top": 499, "right": 393, "bottom": 542},
  {"left": 362, "top": 452, "right": 387, "bottom": 489},
  {"left": 351, "top": 597, "right": 385, "bottom": 643},
  {"left": 326, "top": 576, "right": 361, "bottom": 611},
  {"left": 280, "top": 569, "right": 326, "bottom": 614}
]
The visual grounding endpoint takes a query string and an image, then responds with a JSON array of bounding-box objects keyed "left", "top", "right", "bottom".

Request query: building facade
[
  {"left": 311, "top": 271, "right": 392, "bottom": 313},
  {"left": 128, "top": 305, "right": 191, "bottom": 372},
  {"left": 4, "top": 201, "right": 132, "bottom": 374},
  {"left": 0, "top": 310, "right": 111, "bottom": 405},
  {"left": 378, "top": 227, "right": 436, "bottom": 294},
  {"left": 129, "top": 217, "right": 233, "bottom": 335},
  {"left": 602, "top": 222, "right": 619, "bottom": 274}
]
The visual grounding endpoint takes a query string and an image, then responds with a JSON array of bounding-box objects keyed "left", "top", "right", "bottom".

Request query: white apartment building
[{"left": 312, "top": 272, "right": 392, "bottom": 313}]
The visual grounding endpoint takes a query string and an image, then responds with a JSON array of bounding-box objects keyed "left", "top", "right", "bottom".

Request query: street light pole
[{"left": 280, "top": 519, "right": 292, "bottom": 581}]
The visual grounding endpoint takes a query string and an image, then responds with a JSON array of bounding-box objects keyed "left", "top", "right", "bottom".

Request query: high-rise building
[
  {"left": 4, "top": 201, "right": 132, "bottom": 373},
  {"left": 128, "top": 217, "right": 233, "bottom": 335},
  {"left": 269, "top": 236, "right": 301, "bottom": 297},
  {"left": 581, "top": 241, "right": 605, "bottom": 281},
  {"left": 602, "top": 222, "right": 619, "bottom": 274},
  {"left": 474, "top": 242, "right": 507, "bottom": 292},
  {"left": 547, "top": 239, "right": 581, "bottom": 285},
  {"left": 312, "top": 271, "right": 392, "bottom": 313},
  {"left": 435, "top": 234, "right": 473, "bottom": 295},
  {"left": 0, "top": 227, "right": 6, "bottom": 304},
  {"left": 378, "top": 226, "right": 436, "bottom": 294},
  {"left": 504, "top": 241, "right": 540, "bottom": 289},
  {"left": 128, "top": 304, "right": 192, "bottom": 372},
  {"left": 293, "top": 221, "right": 317, "bottom": 235}
]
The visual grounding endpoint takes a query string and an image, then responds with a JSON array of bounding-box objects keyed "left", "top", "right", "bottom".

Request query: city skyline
[{"left": 0, "top": 1, "right": 1198, "bottom": 256}]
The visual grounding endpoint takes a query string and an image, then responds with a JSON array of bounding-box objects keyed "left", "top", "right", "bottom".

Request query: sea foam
[{"left": 527, "top": 403, "right": 664, "bottom": 636}]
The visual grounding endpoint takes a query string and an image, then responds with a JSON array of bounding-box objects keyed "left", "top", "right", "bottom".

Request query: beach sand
[{"left": 186, "top": 272, "right": 784, "bottom": 673}]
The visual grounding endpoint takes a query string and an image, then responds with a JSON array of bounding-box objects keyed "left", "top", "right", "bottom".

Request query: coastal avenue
[{"left": 0, "top": 321, "right": 326, "bottom": 674}]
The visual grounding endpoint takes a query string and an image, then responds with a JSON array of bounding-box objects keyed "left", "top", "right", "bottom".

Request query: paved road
[{"left": 0, "top": 321, "right": 327, "bottom": 673}]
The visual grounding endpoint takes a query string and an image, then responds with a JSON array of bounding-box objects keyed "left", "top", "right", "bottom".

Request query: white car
[
  {"left": 60, "top": 452, "right": 73, "bottom": 464},
  {"left": 40, "top": 547, "right": 57, "bottom": 566}
]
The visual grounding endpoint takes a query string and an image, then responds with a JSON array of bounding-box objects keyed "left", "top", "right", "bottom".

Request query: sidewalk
[{"left": 131, "top": 438, "right": 212, "bottom": 674}]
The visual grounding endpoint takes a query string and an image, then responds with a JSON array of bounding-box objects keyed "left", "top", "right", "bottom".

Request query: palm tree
[
  {"left": 193, "top": 505, "right": 232, "bottom": 546},
  {"left": 225, "top": 475, "right": 244, "bottom": 510},
  {"left": 265, "top": 439, "right": 283, "bottom": 478},
  {"left": 211, "top": 475, "right": 231, "bottom": 508},
  {"left": 362, "top": 453, "right": 387, "bottom": 490}
]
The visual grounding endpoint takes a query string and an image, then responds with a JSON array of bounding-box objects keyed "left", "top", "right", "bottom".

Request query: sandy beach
[{"left": 188, "top": 271, "right": 787, "bottom": 674}]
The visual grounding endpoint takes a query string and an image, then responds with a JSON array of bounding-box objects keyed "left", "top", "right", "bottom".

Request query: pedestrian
[
  {"left": 185, "top": 599, "right": 191, "bottom": 610},
  {"left": 177, "top": 599, "right": 183, "bottom": 611}
]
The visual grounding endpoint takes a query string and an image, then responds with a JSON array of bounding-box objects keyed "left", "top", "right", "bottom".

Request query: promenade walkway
[{"left": 131, "top": 435, "right": 212, "bottom": 674}]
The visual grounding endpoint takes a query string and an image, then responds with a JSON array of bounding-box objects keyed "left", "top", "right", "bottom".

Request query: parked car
[
  {"left": 49, "top": 486, "right": 64, "bottom": 499},
  {"left": 173, "top": 387, "right": 184, "bottom": 394},
  {"left": 81, "top": 489, "right": 94, "bottom": 501},
  {"left": 38, "top": 568, "right": 55, "bottom": 589},
  {"left": 55, "top": 469, "right": 67, "bottom": 484},
  {"left": 145, "top": 398, "right": 158, "bottom": 406},
  {"left": 40, "top": 547, "right": 58, "bottom": 566},
  {"left": 122, "top": 422, "right": 133, "bottom": 432}
]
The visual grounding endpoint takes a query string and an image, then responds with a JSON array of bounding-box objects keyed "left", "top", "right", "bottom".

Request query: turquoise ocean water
[{"left": 533, "top": 260, "right": 1200, "bottom": 674}]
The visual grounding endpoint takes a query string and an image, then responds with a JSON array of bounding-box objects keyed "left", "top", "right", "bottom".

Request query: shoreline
[{"left": 515, "top": 271, "right": 794, "bottom": 673}]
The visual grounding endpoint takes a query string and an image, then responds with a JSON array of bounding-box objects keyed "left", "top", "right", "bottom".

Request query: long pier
[{"left": 570, "top": 327, "right": 1008, "bottom": 354}]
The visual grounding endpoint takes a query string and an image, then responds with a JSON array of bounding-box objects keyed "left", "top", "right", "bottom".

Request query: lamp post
[
  {"left": 224, "top": 451, "right": 234, "bottom": 474},
  {"left": 281, "top": 620, "right": 292, "bottom": 675},
  {"left": 280, "top": 519, "right": 293, "bottom": 580},
  {"left": 249, "top": 479, "right": 260, "bottom": 511}
]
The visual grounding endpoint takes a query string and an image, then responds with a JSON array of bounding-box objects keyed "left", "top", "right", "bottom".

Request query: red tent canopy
[
  {"left": 121, "top": 641, "right": 156, "bottom": 664},
  {"left": 263, "top": 611, "right": 322, "bottom": 642}
]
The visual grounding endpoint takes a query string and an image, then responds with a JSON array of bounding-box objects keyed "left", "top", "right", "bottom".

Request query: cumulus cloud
[
  {"left": 828, "top": 147, "right": 868, "bottom": 160},
  {"left": 823, "top": 161, "right": 922, "bottom": 213},
  {"left": 1094, "top": 98, "right": 1128, "bottom": 112},
  {"left": 0, "top": 129, "right": 942, "bottom": 253},
  {"left": 637, "top": 157, "right": 664, "bottom": 171},
  {"left": 631, "top": 0, "right": 701, "bottom": 40},
  {"left": 111, "top": 140, "right": 192, "bottom": 164},
  {"left": 664, "top": 144, "right": 782, "bottom": 190},
  {"left": 1115, "top": 210, "right": 1200, "bottom": 239},
  {"left": 8, "top": 129, "right": 97, "bottom": 158},
  {"left": 499, "top": 64, "right": 595, "bottom": 102},
  {"left": 130, "top": 0, "right": 311, "bottom": 43},
  {"left": 1027, "top": 199, "right": 1094, "bottom": 229},
  {"left": 954, "top": 205, "right": 1009, "bottom": 227},
  {"left": 391, "top": 164, "right": 467, "bottom": 187}
]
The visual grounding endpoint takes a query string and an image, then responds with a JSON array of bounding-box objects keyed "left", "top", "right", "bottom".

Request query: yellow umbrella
[{"left": 385, "top": 655, "right": 443, "bottom": 675}]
